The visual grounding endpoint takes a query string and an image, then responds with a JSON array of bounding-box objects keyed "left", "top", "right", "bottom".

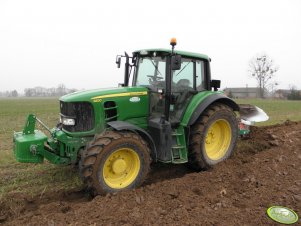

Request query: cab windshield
[
  {"left": 134, "top": 55, "right": 203, "bottom": 92},
  {"left": 134, "top": 56, "right": 166, "bottom": 90},
  {"left": 133, "top": 53, "right": 206, "bottom": 121}
]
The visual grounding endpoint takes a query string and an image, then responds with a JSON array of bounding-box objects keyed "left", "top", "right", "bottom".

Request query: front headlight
[{"left": 62, "top": 118, "right": 75, "bottom": 126}]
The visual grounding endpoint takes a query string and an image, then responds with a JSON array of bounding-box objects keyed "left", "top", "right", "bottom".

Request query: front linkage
[{"left": 13, "top": 114, "right": 91, "bottom": 165}]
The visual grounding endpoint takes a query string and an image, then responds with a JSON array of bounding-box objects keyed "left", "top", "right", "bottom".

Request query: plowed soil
[{"left": 1, "top": 121, "right": 301, "bottom": 225}]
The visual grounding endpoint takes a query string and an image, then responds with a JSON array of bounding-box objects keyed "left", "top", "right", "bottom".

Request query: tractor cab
[
  {"left": 117, "top": 38, "right": 214, "bottom": 126},
  {"left": 133, "top": 50, "right": 205, "bottom": 125}
]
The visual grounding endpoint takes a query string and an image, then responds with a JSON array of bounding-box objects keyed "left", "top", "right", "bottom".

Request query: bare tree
[{"left": 248, "top": 53, "right": 279, "bottom": 98}]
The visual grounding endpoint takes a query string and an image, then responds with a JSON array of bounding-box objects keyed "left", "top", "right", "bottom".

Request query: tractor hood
[{"left": 60, "top": 86, "right": 149, "bottom": 103}]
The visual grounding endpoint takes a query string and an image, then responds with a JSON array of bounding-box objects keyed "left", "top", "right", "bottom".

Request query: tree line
[
  {"left": 0, "top": 84, "right": 77, "bottom": 97},
  {"left": 287, "top": 86, "right": 301, "bottom": 100}
]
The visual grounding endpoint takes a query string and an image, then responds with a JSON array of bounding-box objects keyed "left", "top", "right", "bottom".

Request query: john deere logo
[
  {"left": 129, "top": 97, "right": 140, "bottom": 103},
  {"left": 267, "top": 206, "right": 299, "bottom": 224}
]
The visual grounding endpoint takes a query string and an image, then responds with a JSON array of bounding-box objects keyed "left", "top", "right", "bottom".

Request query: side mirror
[
  {"left": 171, "top": 55, "right": 181, "bottom": 70},
  {"left": 116, "top": 56, "right": 121, "bottom": 68},
  {"left": 211, "top": 80, "right": 221, "bottom": 91}
]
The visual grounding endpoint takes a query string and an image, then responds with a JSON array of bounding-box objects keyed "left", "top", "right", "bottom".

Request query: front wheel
[
  {"left": 79, "top": 131, "right": 151, "bottom": 196},
  {"left": 189, "top": 103, "right": 238, "bottom": 170}
]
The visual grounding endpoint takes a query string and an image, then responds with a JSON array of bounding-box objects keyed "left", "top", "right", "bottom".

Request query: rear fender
[{"left": 186, "top": 94, "right": 239, "bottom": 126}]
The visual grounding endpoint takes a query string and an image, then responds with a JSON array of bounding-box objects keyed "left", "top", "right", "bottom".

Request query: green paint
[
  {"left": 125, "top": 117, "right": 148, "bottom": 130},
  {"left": 181, "top": 91, "right": 223, "bottom": 126},
  {"left": 60, "top": 86, "right": 148, "bottom": 102},
  {"left": 13, "top": 130, "right": 47, "bottom": 163},
  {"left": 14, "top": 128, "right": 92, "bottom": 165},
  {"left": 171, "top": 126, "right": 188, "bottom": 163},
  {"left": 239, "top": 129, "right": 250, "bottom": 135},
  {"left": 13, "top": 50, "right": 238, "bottom": 168},
  {"left": 133, "top": 48, "right": 209, "bottom": 60},
  {"left": 13, "top": 86, "right": 149, "bottom": 165},
  {"left": 60, "top": 86, "right": 149, "bottom": 137},
  {"left": 22, "top": 114, "right": 36, "bottom": 135},
  {"left": 13, "top": 85, "right": 234, "bottom": 165}
]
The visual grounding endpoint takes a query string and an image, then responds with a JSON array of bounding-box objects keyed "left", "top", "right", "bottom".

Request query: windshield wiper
[
  {"left": 175, "top": 62, "right": 191, "bottom": 76},
  {"left": 150, "top": 60, "right": 162, "bottom": 76}
]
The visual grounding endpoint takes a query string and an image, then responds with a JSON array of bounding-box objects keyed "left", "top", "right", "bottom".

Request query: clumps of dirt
[
  {"left": 3, "top": 121, "right": 301, "bottom": 225},
  {"left": 236, "top": 120, "right": 299, "bottom": 155},
  {"left": 0, "top": 189, "right": 90, "bottom": 224}
]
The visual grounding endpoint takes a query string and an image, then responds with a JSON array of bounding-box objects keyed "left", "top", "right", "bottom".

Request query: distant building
[
  {"left": 274, "top": 89, "right": 291, "bottom": 99},
  {"left": 223, "top": 87, "right": 261, "bottom": 98},
  {"left": 275, "top": 89, "right": 301, "bottom": 99}
]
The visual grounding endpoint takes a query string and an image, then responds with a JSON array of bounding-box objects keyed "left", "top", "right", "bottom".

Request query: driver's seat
[{"left": 170, "top": 79, "right": 195, "bottom": 125}]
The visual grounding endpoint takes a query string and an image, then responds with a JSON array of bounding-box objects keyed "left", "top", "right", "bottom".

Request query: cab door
[{"left": 170, "top": 59, "right": 205, "bottom": 124}]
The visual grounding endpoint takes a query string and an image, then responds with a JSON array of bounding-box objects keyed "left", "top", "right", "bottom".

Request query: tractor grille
[{"left": 60, "top": 101, "right": 94, "bottom": 132}]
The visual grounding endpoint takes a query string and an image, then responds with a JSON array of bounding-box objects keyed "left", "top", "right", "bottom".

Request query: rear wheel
[
  {"left": 189, "top": 103, "right": 238, "bottom": 170},
  {"left": 79, "top": 131, "right": 151, "bottom": 196}
]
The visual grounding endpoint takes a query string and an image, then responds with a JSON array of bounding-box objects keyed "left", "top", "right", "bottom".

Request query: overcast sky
[{"left": 1, "top": 0, "right": 301, "bottom": 93}]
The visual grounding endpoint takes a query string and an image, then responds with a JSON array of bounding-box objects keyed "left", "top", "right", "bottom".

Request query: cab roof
[{"left": 133, "top": 48, "right": 209, "bottom": 61}]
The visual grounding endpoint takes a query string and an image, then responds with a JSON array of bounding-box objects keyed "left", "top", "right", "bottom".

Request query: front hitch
[
  {"left": 13, "top": 114, "right": 90, "bottom": 165},
  {"left": 13, "top": 114, "right": 48, "bottom": 163}
]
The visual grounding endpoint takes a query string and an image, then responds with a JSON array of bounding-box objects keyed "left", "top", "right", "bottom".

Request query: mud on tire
[
  {"left": 188, "top": 103, "right": 238, "bottom": 170},
  {"left": 79, "top": 131, "right": 151, "bottom": 196}
]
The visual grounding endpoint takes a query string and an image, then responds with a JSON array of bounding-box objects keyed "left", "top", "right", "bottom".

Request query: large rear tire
[
  {"left": 79, "top": 131, "right": 151, "bottom": 196},
  {"left": 188, "top": 103, "right": 238, "bottom": 170}
]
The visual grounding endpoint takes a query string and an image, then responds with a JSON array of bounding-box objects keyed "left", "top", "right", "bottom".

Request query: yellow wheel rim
[
  {"left": 205, "top": 119, "right": 232, "bottom": 160},
  {"left": 102, "top": 148, "right": 140, "bottom": 189}
]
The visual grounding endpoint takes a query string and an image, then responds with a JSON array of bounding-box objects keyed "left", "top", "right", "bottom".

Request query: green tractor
[{"left": 13, "top": 39, "right": 267, "bottom": 195}]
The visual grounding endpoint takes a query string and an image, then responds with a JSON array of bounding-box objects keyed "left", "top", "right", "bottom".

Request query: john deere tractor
[{"left": 13, "top": 39, "right": 267, "bottom": 195}]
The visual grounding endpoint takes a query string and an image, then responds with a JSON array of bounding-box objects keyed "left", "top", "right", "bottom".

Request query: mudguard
[
  {"left": 107, "top": 121, "right": 157, "bottom": 161},
  {"left": 184, "top": 93, "right": 239, "bottom": 126}
]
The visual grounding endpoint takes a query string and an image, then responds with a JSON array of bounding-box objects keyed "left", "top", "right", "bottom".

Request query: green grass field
[
  {"left": 0, "top": 98, "right": 82, "bottom": 204},
  {"left": 236, "top": 98, "right": 301, "bottom": 126},
  {"left": 0, "top": 97, "right": 301, "bottom": 203}
]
